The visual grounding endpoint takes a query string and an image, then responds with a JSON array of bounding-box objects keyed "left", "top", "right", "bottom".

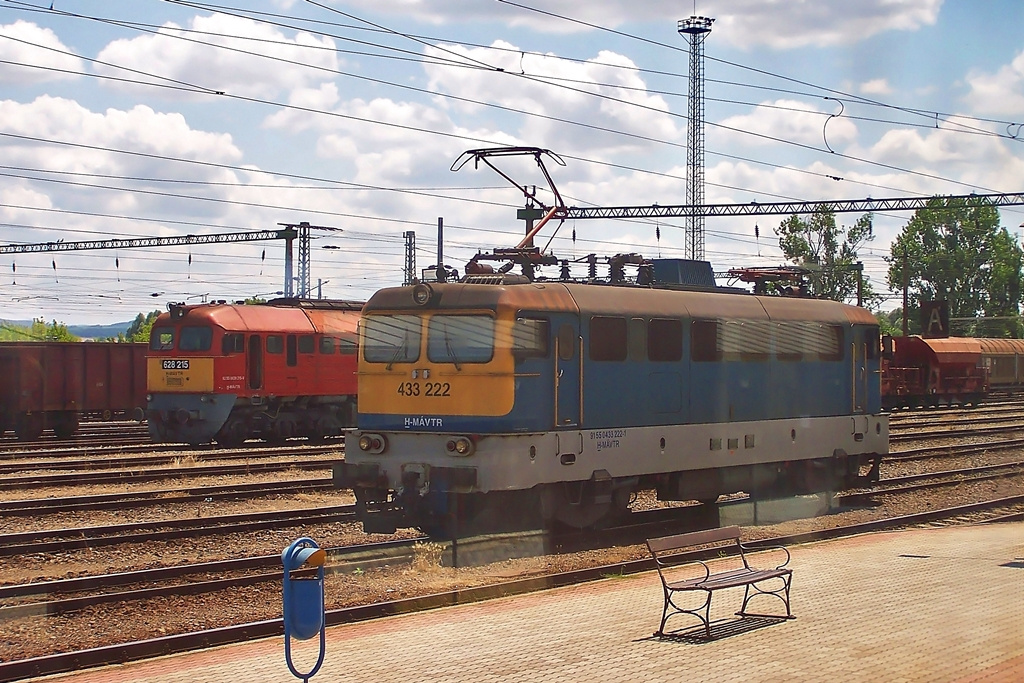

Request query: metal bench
[{"left": 647, "top": 526, "right": 794, "bottom": 639}]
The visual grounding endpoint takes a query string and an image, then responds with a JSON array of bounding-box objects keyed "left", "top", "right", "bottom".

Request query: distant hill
[
  {"left": 69, "top": 322, "right": 136, "bottom": 340},
  {"left": 0, "top": 319, "right": 135, "bottom": 341}
]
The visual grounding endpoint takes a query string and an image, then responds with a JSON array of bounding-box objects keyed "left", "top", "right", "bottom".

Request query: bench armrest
[
  {"left": 741, "top": 542, "right": 791, "bottom": 569},
  {"left": 655, "top": 555, "right": 711, "bottom": 585}
]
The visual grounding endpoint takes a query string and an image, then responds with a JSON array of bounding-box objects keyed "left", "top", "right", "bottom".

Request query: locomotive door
[
  {"left": 248, "top": 335, "right": 263, "bottom": 391},
  {"left": 553, "top": 317, "right": 581, "bottom": 429},
  {"left": 852, "top": 327, "right": 867, "bottom": 413}
]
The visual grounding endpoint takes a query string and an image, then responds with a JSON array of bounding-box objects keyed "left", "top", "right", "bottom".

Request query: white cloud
[
  {"left": 0, "top": 96, "right": 243, "bottom": 218},
  {"left": 0, "top": 20, "right": 85, "bottom": 84},
  {"left": 718, "top": 99, "right": 858, "bottom": 149},
  {"left": 94, "top": 13, "right": 339, "bottom": 99},
  {"left": 860, "top": 78, "right": 893, "bottom": 95},
  {"left": 329, "top": 0, "right": 942, "bottom": 47},
  {"left": 965, "top": 50, "right": 1024, "bottom": 117},
  {"left": 422, "top": 41, "right": 682, "bottom": 156}
]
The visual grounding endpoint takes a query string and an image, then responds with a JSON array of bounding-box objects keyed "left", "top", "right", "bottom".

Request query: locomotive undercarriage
[
  {"left": 214, "top": 396, "right": 355, "bottom": 446},
  {"left": 340, "top": 451, "right": 882, "bottom": 539},
  {"left": 653, "top": 451, "right": 881, "bottom": 504},
  {"left": 349, "top": 479, "right": 634, "bottom": 539},
  {"left": 148, "top": 393, "right": 355, "bottom": 445}
]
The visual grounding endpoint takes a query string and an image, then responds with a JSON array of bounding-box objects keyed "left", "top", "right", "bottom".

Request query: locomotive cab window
[
  {"left": 512, "top": 317, "right": 549, "bottom": 359},
  {"left": 298, "top": 335, "right": 315, "bottom": 354},
  {"left": 339, "top": 336, "right": 357, "bottom": 355},
  {"left": 363, "top": 315, "right": 421, "bottom": 364},
  {"left": 151, "top": 327, "right": 174, "bottom": 351},
  {"left": 589, "top": 316, "right": 627, "bottom": 361},
  {"left": 266, "top": 335, "right": 284, "bottom": 354},
  {"left": 427, "top": 315, "right": 494, "bottom": 364},
  {"left": 179, "top": 326, "right": 212, "bottom": 352},
  {"left": 221, "top": 333, "right": 244, "bottom": 354},
  {"left": 319, "top": 336, "right": 334, "bottom": 354}
]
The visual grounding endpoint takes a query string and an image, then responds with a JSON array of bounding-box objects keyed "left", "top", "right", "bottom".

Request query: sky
[{"left": 1, "top": 0, "right": 1023, "bottom": 326}]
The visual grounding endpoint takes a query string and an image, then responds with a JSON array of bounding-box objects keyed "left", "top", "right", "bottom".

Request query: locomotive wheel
[
  {"left": 14, "top": 413, "right": 45, "bottom": 442},
  {"left": 52, "top": 412, "right": 79, "bottom": 439},
  {"left": 215, "top": 419, "right": 249, "bottom": 447}
]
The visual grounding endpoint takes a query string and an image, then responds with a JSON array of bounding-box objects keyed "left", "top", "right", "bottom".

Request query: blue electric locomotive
[{"left": 335, "top": 259, "right": 887, "bottom": 536}]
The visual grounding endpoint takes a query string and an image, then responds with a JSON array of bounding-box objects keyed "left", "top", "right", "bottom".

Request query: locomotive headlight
[
  {"left": 446, "top": 436, "right": 475, "bottom": 456},
  {"left": 412, "top": 283, "right": 433, "bottom": 306},
  {"left": 357, "top": 433, "right": 388, "bottom": 454}
]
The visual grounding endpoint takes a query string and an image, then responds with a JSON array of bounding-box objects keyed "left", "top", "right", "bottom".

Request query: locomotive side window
[
  {"left": 319, "top": 337, "right": 335, "bottom": 354},
  {"left": 512, "top": 317, "right": 549, "bottom": 359},
  {"left": 363, "top": 315, "right": 421, "bottom": 364},
  {"left": 179, "top": 326, "right": 212, "bottom": 352},
  {"left": 773, "top": 322, "right": 803, "bottom": 361},
  {"left": 589, "top": 317, "right": 626, "bottom": 361},
  {"left": 864, "top": 326, "right": 879, "bottom": 360},
  {"left": 151, "top": 327, "right": 174, "bottom": 351},
  {"left": 810, "top": 324, "right": 844, "bottom": 361},
  {"left": 267, "top": 335, "right": 284, "bottom": 354},
  {"left": 648, "top": 318, "right": 683, "bottom": 362},
  {"left": 691, "top": 320, "right": 719, "bottom": 362},
  {"left": 557, "top": 324, "right": 575, "bottom": 361},
  {"left": 339, "top": 336, "right": 357, "bottom": 355},
  {"left": 721, "top": 320, "right": 770, "bottom": 361},
  {"left": 427, "top": 315, "right": 494, "bottom": 364},
  {"left": 221, "top": 333, "right": 244, "bottom": 354},
  {"left": 298, "top": 335, "right": 315, "bottom": 354}
]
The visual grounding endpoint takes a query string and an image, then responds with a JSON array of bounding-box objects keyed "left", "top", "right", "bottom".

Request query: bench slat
[
  {"left": 647, "top": 525, "right": 741, "bottom": 553},
  {"left": 667, "top": 568, "right": 790, "bottom": 591}
]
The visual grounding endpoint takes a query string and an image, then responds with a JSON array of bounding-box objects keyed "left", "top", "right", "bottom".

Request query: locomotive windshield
[
  {"left": 179, "top": 326, "right": 213, "bottom": 352},
  {"left": 150, "top": 327, "right": 174, "bottom": 351},
  {"left": 363, "top": 315, "right": 421, "bottom": 364},
  {"left": 427, "top": 315, "right": 494, "bottom": 365}
]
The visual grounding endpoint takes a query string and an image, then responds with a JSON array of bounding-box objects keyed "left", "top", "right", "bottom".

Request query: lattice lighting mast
[{"left": 678, "top": 14, "right": 714, "bottom": 260}]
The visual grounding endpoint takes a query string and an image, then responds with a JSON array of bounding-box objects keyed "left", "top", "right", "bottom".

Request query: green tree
[
  {"left": 29, "top": 318, "right": 78, "bottom": 341},
  {"left": 876, "top": 309, "right": 902, "bottom": 336},
  {"left": 118, "top": 310, "right": 162, "bottom": 342},
  {"left": 886, "top": 197, "right": 1023, "bottom": 337},
  {"left": 775, "top": 208, "right": 878, "bottom": 306}
]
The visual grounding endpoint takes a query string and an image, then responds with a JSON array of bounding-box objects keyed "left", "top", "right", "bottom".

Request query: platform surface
[{"left": 41, "top": 521, "right": 1024, "bottom": 683}]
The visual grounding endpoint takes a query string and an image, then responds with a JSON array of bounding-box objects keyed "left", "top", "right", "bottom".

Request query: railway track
[
  {"left": 0, "top": 437, "right": 343, "bottom": 462},
  {"left": 3, "top": 461, "right": 1021, "bottom": 616},
  {"left": 0, "top": 456, "right": 340, "bottom": 490},
  {"left": 2, "top": 406, "right": 1023, "bottom": 680},
  {"left": 2, "top": 493, "right": 1022, "bottom": 683},
  {"left": 0, "top": 478, "right": 334, "bottom": 516},
  {"left": 0, "top": 446, "right": 341, "bottom": 475}
]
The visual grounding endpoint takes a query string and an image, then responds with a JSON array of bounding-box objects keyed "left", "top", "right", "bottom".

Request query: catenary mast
[{"left": 678, "top": 13, "right": 714, "bottom": 261}]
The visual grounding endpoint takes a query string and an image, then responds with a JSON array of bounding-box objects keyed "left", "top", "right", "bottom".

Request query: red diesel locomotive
[{"left": 146, "top": 298, "right": 361, "bottom": 445}]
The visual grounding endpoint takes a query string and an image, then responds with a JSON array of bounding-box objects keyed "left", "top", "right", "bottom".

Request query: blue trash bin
[{"left": 282, "top": 537, "right": 327, "bottom": 681}]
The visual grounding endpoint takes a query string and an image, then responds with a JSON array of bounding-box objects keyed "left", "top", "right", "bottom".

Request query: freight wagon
[
  {"left": 977, "top": 338, "right": 1024, "bottom": 387},
  {"left": 880, "top": 336, "right": 989, "bottom": 409},
  {"left": 0, "top": 342, "right": 148, "bottom": 440}
]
